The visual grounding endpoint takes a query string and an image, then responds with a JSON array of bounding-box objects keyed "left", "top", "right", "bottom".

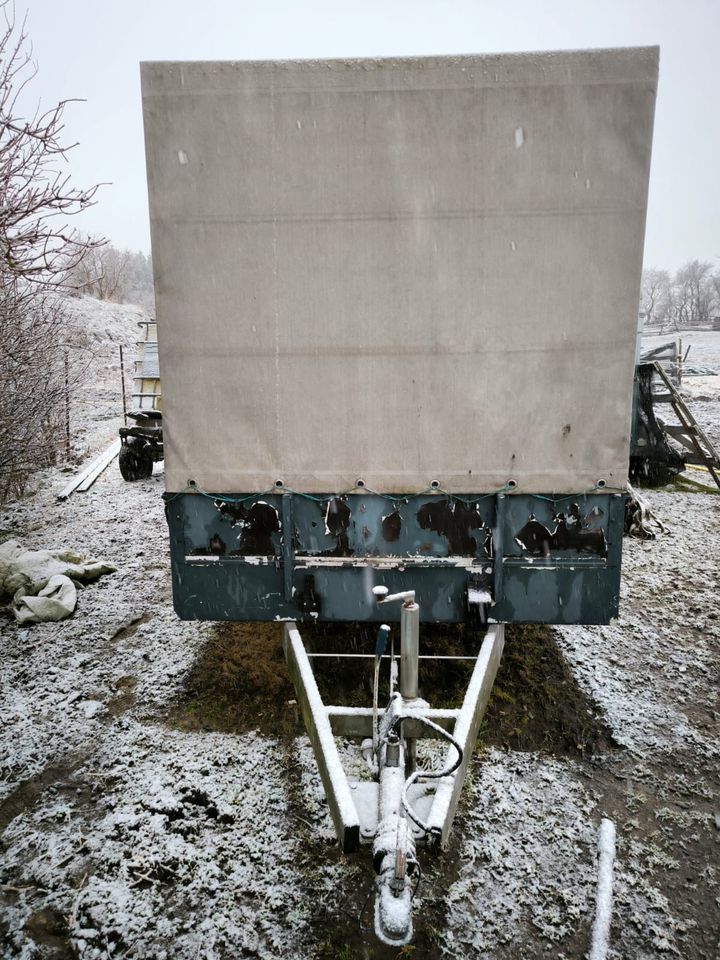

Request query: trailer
[
  {"left": 141, "top": 48, "right": 657, "bottom": 945},
  {"left": 118, "top": 320, "right": 164, "bottom": 481}
]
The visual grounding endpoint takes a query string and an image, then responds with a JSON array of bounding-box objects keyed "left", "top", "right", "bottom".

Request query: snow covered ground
[
  {"left": 1, "top": 309, "right": 719, "bottom": 959},
  {"left": 62, "top": 297, "right": 150, "bottom": 463}
]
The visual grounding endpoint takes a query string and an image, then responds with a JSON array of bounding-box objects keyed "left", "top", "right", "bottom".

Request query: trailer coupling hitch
[{"left": 373, "top": 815, "right": 418, "bottom": 946}]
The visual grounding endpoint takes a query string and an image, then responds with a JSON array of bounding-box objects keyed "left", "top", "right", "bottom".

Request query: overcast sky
[{"left": 20, "top": 0, "right": 720, "bottom": 271}]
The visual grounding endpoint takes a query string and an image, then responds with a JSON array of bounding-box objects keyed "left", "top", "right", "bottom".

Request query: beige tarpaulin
[
  {"left": 142, "top": 49, "right": 658, "bottom": 495},
  {"left": 0, "top": 540, "right": 116, "bottom": 625},
  {"left": 13, "top": 575, "right": 78, "bottom": 625}
]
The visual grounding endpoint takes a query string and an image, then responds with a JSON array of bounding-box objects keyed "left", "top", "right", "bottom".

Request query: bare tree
[
  {"left": 69, "top": 239, "right": 131, "bottom": 301},
  {"left": 640, "top": 268, "right": 672, "bottom": 325},
  {"left": 0, "top": 293, "right": 71, "bottom": 499},
  {"left": 642, "top": 261, "right": 720, "bottom": 332},
  {"left": 0, "top": 1, "right": 102, "bottom": 500},
  {"left": 673, "top": 260, "right": 714, "bottom": 328},
  {"left": 708, "top": 267, "right": 720, "bottom": 322},
  {"left": 67, "top": 240, "right": 154, "bottom": 307}
]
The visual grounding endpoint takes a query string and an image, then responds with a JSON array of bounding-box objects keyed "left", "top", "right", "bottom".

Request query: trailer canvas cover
[{"left": 141, "top": 49, "right": 657, "bottom": 495}]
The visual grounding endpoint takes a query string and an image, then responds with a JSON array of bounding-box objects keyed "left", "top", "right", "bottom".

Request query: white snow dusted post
[{"left": 589, "top": 817, "right": 617, "bottom": 960}]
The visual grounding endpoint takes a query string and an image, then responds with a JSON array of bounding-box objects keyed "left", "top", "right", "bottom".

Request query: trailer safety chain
[
  {"left": 376, "top": 694, "right": 399, "bottom": 743},
  {"left": 357, "top": 882, "right": 375, "bottom": 933}
]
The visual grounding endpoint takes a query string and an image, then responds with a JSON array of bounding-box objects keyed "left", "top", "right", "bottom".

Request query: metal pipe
[
  {"left": 119, "top": 345, "right": 128, "bottom": 425},
  {"left": 589, "top": 818, "right": 617, "bottom": 960},
  {"left": 307, "top": 653, "right": 477, "bottom": 661},
  {"left": 400, "top": 602, "right": 420, "bottom": 700},
  {"left": 373, "top": 586, "right": 415, "bottom": 605},
  {"left": 64, "top": 352, "right": 71, "bottom": 460}
]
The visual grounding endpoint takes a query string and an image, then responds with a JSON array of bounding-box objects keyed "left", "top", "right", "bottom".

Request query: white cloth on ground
[{"left": 0, "top": 539, "right": 115, "bottom": 624}]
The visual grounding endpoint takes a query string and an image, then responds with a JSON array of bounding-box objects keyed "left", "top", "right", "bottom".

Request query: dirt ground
[{"left": 0, "top": 307, "right": 719, "bottom": 959}]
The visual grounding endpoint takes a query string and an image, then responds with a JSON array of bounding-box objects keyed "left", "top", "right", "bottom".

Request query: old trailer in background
[
  {"left": 631, "top": 338, "right": 720, "bottom": 487},
  {"left": 142, "top": 49, "right": 657, "bottom": 944},
  {"left": 118, "top": 319, "right": 163, "bottom": 481}
]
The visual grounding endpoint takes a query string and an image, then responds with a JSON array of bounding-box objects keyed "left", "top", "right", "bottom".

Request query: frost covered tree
[
  {"left": 640, "top": 268, "right": 672, "bottom": 325},
  {"left": 673, "top": 260, "right": 715, "bottom": 328},
  {"left": 0, "top": 2, "right": 101, "bottom": 500},
  {"left": 68, "top": 240, "right": 130, "bottom": 301},
  {"left": 641, "top": 262, "right": 720, "bottom": 331},
  {"left": 68, "top": 241, "right": 154, "bottom": 307}
]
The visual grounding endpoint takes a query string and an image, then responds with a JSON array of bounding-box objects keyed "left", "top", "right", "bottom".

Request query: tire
[{"left": 119, "top": 441, "right": 153, "bottom": 481}]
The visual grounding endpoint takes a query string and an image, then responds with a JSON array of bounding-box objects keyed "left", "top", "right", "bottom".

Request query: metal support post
[
  {"left": 400, "top": 599, "right": 420, "bottom": 773},
  {"left": 400, "top": 600, "right": 420, "bottom": 700},
  {"left": 119, "top": 345, "right": 128, "bottom": 425}
]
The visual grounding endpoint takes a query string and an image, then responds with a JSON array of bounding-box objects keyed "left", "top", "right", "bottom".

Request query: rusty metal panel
[
  {"left": 164, "top": 490, "right": 625, "bottom": 623},
  {"left": 142, "top": 50, "right": 657, "bottom": 495}
]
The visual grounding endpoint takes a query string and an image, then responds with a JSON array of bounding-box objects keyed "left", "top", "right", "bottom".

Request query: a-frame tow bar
[{"left": 282, "top": 586, "right": 504, "bottom": 946}]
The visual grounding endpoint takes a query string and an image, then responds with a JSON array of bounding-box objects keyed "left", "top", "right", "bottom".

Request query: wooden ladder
[{"left": 652, "top": 361, "right": 720, "bottom": 490}]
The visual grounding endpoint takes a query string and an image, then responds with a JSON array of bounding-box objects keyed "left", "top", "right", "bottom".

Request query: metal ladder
[{"left": 652, "top": 360, "right": 720, "bottom": 490}]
